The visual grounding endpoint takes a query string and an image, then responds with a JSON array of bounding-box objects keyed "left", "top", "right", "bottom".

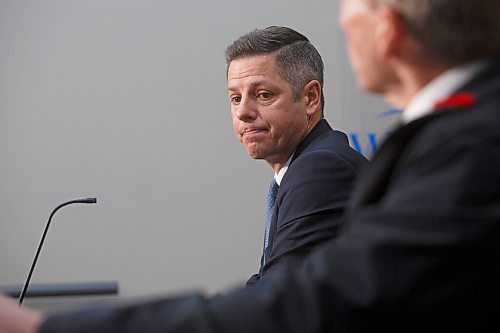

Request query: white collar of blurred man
[
  {"left": 402, "top": 60, "right": 486, "bottom": 123},
  {"left": 227, "top": 54, "right": 322, "bottom": 174}
]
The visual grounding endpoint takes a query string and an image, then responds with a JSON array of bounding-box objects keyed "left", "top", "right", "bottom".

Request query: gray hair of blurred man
[
  {"left": 370, "top": 0, "right": 500, "bottom": 66},
  {"left": 225, "top": 26, "right": 325, "bottom": 116}
]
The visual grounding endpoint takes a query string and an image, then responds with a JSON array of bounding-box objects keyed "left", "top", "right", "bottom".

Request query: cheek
[
  {"left": 347, "top": 43, "right": 361, "bottom": 72},
  {"left": 231, "top": 114, "right": 241, "bottom": 139},
  {"left": 272, "top": 110, "right": 306, "bottom": 142},
  {"left": 346, "top": 27, "right": 366, "bottom": 62},
  {"left": 346, "top": 33, "right": 378, "bottom": 87}
]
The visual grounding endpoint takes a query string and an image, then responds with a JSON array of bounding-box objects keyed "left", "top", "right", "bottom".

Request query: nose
[{"left": 234, "top": 97, "right": 257, "bottom": 122}]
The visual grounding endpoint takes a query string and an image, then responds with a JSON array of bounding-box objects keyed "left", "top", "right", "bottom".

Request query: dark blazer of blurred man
[{"left": 2, "top": 0, "right": 500, "bottom": 332}]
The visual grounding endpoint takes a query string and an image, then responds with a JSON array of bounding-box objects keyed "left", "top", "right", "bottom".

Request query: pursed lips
[{"left": 241, "top": 127, "right": 268, "bottom": 138}]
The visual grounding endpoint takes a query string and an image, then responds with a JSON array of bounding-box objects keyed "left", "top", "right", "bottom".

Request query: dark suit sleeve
[{"left": 39, "top": 120, "right": 500, "bottom": 332}]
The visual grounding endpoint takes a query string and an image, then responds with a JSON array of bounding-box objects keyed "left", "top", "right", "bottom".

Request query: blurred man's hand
[{"left": 0, "top": 294, "right": 43, "bottom": 333}]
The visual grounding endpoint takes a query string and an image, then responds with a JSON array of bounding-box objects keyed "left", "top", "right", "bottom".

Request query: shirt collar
[
  {"left": 402, "top": 60, "right": 486, "bottom": 124},
  {"left": 274, "top": 155, "right": 293, "bottom": 186}
]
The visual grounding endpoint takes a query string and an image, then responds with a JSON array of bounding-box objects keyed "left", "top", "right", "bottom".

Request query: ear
[
  {"left": 302, "top": 80, "right": 322, "bottom": 117},
  {"left": 374, "top": 5, "right": 407, "bottom": 60}
]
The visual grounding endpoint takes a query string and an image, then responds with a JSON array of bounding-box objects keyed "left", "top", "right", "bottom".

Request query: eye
[
  {"left": 230, "top": 95, "right": 241, "bottom": 104},
  {"left": 257, "top": 91, "right": 273, "bottom": 100}
]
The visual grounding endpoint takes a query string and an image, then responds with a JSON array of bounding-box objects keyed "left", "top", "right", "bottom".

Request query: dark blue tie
[{"left": 263, "top": 179, "right": 279, "bottom": 264}]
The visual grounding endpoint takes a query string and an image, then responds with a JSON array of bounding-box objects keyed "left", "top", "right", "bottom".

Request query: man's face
[
  {"left": 227, "top": 55, "right": 309, "bottom": 166},
  {"left": 339, "top": 0, "right": 386, "bottom": 92}
]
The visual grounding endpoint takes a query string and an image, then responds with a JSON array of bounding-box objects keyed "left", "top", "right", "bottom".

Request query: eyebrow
[{"left": 227, "top": 80, "right": 273, "bottom": 93}]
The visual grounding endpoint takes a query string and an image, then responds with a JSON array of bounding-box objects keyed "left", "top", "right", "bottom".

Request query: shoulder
[
  {"left": 295, "top": 128, "right": 368, "bottom": 172},
  {"left": 404, "top": 101, "right": 500, "bottom": 161},
  {"left": 282, "top": 146, "right": 366, "bottom": 191}
]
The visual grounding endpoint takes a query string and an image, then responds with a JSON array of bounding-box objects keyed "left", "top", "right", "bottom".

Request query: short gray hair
[
  {"left": 225, "top": 26, "right": 325, "bottom": 113},
  {"left": 372, "top": 0, "right": 500, "bottom": 65}
]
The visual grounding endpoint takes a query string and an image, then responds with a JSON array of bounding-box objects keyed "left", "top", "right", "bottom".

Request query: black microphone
[{"left": 18, "top": 198, "right": 97, "bottom": 305}]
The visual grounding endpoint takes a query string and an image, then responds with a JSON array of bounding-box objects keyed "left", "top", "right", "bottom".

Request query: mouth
[{"left": 242, "top": 128, "right": 267, "bottom": 138}]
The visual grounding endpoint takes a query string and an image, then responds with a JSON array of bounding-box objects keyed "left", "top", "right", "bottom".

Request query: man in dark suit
[
  {"left": 2, "top": 0, "right": 500, "bottom": 332},
  {"left": 226, "top": 27, "right": 367, "bottom": 284}
]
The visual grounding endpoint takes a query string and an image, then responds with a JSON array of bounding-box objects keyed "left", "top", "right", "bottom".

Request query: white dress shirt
[
  {"left": 402, "top": 61, "right": 486, "bottom": 124},
  {"left": 274, "top": 155, "right": 293, "bottom": 186}
]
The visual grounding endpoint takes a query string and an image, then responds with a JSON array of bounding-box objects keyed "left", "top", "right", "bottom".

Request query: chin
[
  {"left": 355, "top": 74, "right": 371, "bottom": 90},
  {"left": 244, "top": 144, "right": 265, "bottom": 159},
  {"left": 247, "top": 152, "right": 264, "bottom": 160},
  {"left": 357, "top": 77, "right": 382, "bottom": 95}
]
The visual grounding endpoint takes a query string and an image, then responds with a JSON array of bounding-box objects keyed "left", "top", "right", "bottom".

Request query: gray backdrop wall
[{"left": 0, "top": 0, "right": 395, "bottom": 310}]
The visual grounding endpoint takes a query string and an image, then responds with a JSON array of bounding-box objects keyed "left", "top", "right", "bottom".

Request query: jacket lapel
[{"left": 347, "top": 117, "right": 433, "bottom": 207}]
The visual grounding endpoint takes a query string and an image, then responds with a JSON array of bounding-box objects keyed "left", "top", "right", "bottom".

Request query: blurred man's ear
[{"left": 374, "top": 5, "right": 407, "bottom": 61}]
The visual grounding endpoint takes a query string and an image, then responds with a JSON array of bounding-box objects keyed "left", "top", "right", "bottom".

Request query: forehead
[
  {"left": 227, "top": 54, "right": 285, "bottom": 88},
  {"left": 340, "top": 0, "right": 374, "bottom": 13}
]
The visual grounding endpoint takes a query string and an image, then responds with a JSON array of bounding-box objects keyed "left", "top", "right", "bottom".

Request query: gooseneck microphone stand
[{"left": 18, "top": 198, "right": 97, "bottom": 305}]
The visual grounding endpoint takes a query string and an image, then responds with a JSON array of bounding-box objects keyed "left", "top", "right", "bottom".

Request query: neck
[
  {"left": 269, "top": 161, "right": 287, "bottom": 174},
  {"left": 268, "top": 117, "right": 321, "bottom": 173},
  {"left": 385, "top": 57, "right": 450, "bottom": 109}
]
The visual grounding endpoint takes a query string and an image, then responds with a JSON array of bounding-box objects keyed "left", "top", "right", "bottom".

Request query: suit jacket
[
  {"left": 247, "top": 119, "right": 368, "bottom": 285},
  {"left": 38, "top": 57, "right": 500, "bottom": 333}
]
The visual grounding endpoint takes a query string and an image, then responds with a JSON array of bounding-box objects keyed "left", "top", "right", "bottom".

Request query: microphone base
[{"left": 1, "top": 281, "right": 118, "bottom": 298}]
